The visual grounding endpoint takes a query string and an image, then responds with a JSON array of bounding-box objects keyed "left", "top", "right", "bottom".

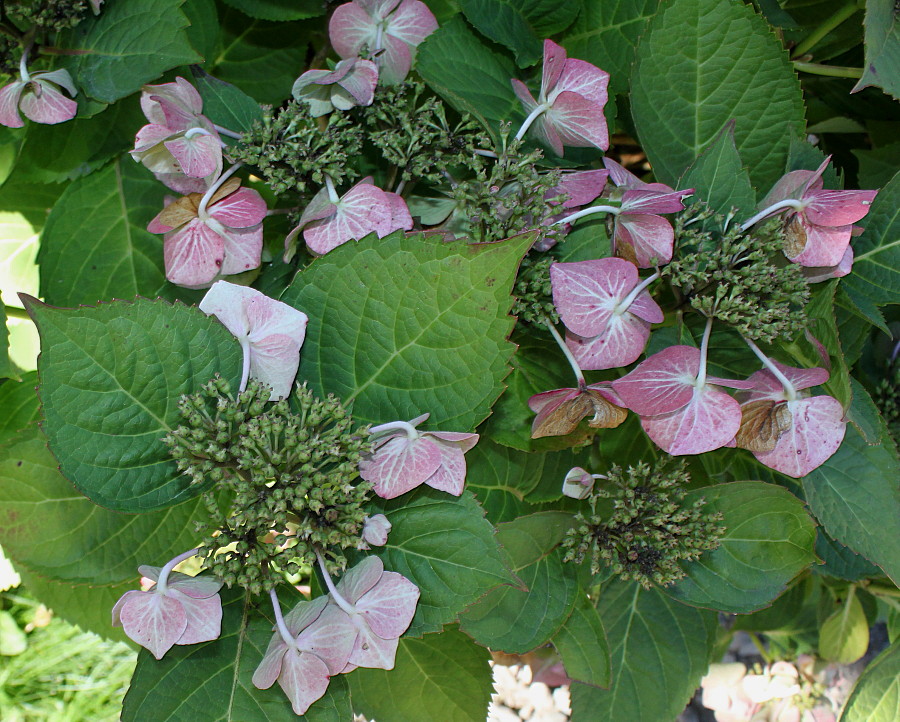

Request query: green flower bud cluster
[
  {"left": 562, "top": 458, "right": 725, "bottom": 589},
  {"left": 230, "top": 100, "right": 364, "bottom": 196},
  {"left": 511, "top": 255, "right": 558, "bottom": 326},
  {"left": 663, "top": 203, "right": 810, "bottom": 343},
  {"left": 361, "top": 80, "right": 491, "bottom": 185},
  {"left": 163, "top": 376, "right": 374, "bottom": 595},
  {"left": 451, "top": 138, "right": 562, "bottom": 245},
  {"left": 7, "top": 0, "right": 89, "bottom": 31}
]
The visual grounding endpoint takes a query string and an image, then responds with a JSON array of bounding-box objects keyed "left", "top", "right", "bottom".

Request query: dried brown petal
[
  {"left": 735, "top": 399, "right": 792, "bottom": 452},
  {"left": 531, "top": 390, "right": 627, "bottom": 438},
  {"left": 783, "top": 215, "right": 808, "bottom": 259}
]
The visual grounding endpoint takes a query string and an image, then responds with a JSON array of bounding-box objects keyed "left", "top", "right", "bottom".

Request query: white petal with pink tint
[
  {"left": 754, "top": 396, "right": 846, "bottom": 477},
  {"left": 386, "top": 0, "right": 438, "bottom": 48},
  {"left": 336, "top": 555, "right": 384, "bottom": 605},
  {"left": 304, "top": 183, "right": 393, "bottom": 255},
  {"left": 164, "top": 220, "right": 226, "bottom": 288},
  {"left": 612, "top": 346, "right": 700, "bottom": 415},
  {"left": 359, "top": 435, "right": 443, "bottom": 498},
  {"left": 118, "top": 590, "right": 187, "bottom": 660},
  {"left": 641, "top": 386, "right": 742, "bottom": 455},
  {"left": 296, "top": 605, "right": 356, "bottom": 675},
  {"left": 278, "top": 648, "right": 332, "bottom": 715},
  {"left": 566, "top": 317, "right": 652, "bottom": 371},
  {"left": 164, "top": 133, "right": 222, "bottom": 178},
  {"left": 19, "top": 80, "right": 77, "bottom": 124},
  {"left": 172, "top": 590, "right": 222, "bottom": 645},
  {"left": 423, "top": 441, "right": 467, "bottom": 495},
  {"left": 329, "top": 2, "right": 375, "bottom": 58},
  {"left": 356, "top": 570, "right": 420, "bottom": 638},
  {"left": 0, "top": 81, "right": 25, "bottom": 128},
  {"left": 551, "top": 258, "right": 638, "bottom": 338}
]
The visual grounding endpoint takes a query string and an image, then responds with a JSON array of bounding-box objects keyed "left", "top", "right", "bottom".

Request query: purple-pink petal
[
  {"left": 304, "top": 183, "right": 394, "bottom": 255},
  {"left": 786, "top": 216, "right": 853, "bottom": 267},
  {"left": 754, "top": 396, "right": 846, "bottom": 477},
  {"left": 296, "top": 605, "right": 357, "bottom": 675},
  {"left": 385, "top": 0, "right": 438, "bottom": 48},
  {"left": 566, "top": 318, "right": 652, "bottom": 371},
  {"left": 612, "top": 346, "right": 700, "bottom": 416},
  {"left": 620, "top": 189, "right": 691, "bottom": 215},
  {"left": 544, "top": 90, "right": 609, "bottom": 151},
  {"left": 329, "top": 2, "right": 374, "bottom": 59},
  {"left": 164, "top": 133, "right": 222, "bottom": 179},
  {"left": 164, "top": 220, "right": 226, "bottom": 287},
  {"left": 0, "top": 81, "right": 25, "bottom": 127},
  {"left": 278, "top": 647, "right": 332, "bottom": 715},
  {"left": 614, "top": 213, "right": 675, "bottom": 267},
  {"left": 540, "top": 40, "right": 567, "bottom": 99},
  {"left": 551, "top": 258, "right": 638, "bottom": 338},
  {"left": 355, "top": 571, "right": 420, "bottom": 639},
  {"left": 603, "top": 157, "right": 674, "bottom": 192},
  {"left": 803, "top": 189, "right": 877, "bottom": 226},
  {"left": 554, "top": 57, "right": 609, "bottom": 108},
  {"left": 641, "top": 386, "right": 742, "bottom": 455},
  {"left": 19, "top": 80, "right": 77, "bottom": 125},
  {"left": 423, "top": 441, "right": 467, "bottom": 495},
  {"left": 208, "top": 187, "right": 268, "bottom": 228},
  {"left": 551, "top": 169, "right": 609, "bottom": 208}
]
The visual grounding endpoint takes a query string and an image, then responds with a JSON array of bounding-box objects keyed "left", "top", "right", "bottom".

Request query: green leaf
[
  {"left": 815, "top": 530, "right": 880, "bottom": 582},
  {"left": 191, "top": 68, "right": 263, "bottom": 133},
  {"left": 459, "top": 511, "right": 578, "bottom": 653},
  {"left": 552, "top": 586, "right": 611, "bottom": 688},
  {"left": 282, "top": 231, "right": 532, "bottom": 431},
  {"left": 570, "top": 581, "right": 717, "bottom": 722},
  {"left": 803, "top": 424, "right": 900, "bottom": 586},
  {"left": 27, "top": 296, "right": 243, "bottom": 512},
  {"left": 840, "top": 639, "right": 900, "bottom": 722},
  {"left": 820, "top": 588, "right": 869, "bottom": 664},
  {"left": 853, "top": 0, "right": 900, "bottom": 100},
  {"left": 417, "top": 16, "right": 523, "bottom": 139},
  {"left": 369, "top": 488, "right": 517, "bottom": 636},
  {"left": 350, "top": 628, "right": 492, "bottom": 722},
  {"left": 842, "top": 170, "right": 900, "bottom": 308},
  {"left": 220, "top": 0, "right": 325, "bottom": 21},
  {"left": 731, "top": 577, "right": 809, "bottom": 633},
  {"left": 853, "top": 141, "right": 900, "bottom": 190},
  {"left": 122, "top": 587, "right": 351, "bottom": 721},
  {"left": 847, "top": 377, "right": 885, "bottom": 445},
  {"left": 59, "top": 0, "right": 201, "bottom": 103},
  {"left": 630, "top": 0, "right": 805, "bottom": 189},
  {"left": 0, "top": 372, "right": 38, "bottom": 442},
  {"left": 563, "top": 0, "right": 661, "bottom": 95},
  {"left": 38, "top": 158, "right": 198, "bottom": 308},
  {"left": 182, "top": 0, "right": 221, "bottom": 63},
  {"left": 665, "top": 482, "right": 816, "bottom": 613},
  {"left": 208, "top": 10, "right": 311, "bottom": 104},
  {"left": 677, "top": 122, "right": 756, "bottom": 217},
  {"left": 0, "top": 425, "right": 210, "bottom": 584}
]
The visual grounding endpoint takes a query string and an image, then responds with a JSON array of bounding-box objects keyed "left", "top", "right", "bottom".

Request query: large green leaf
[
  {"left": 630, "top": 0, "right": 805, "bottom": 189},
  {"left": 552, "top": 586, "right": 611, "bottom": 688},
  {"left": 815, "top": 530, "right": 880, "bottom": 582},
  {"left": 459, "top": 511, "right": 578, "bottom": 653},
  {"left": 26, "top": 296, "right": 243, "bottom": 512},
  {"left": 665, "top": 482, "right": 817, "bottom": 613},
  {"left": 38, "top": 159, "right": 196, "bottom": 308},
  {"left": 853, "top": 0, "right": 900, "bottom": 100},
  {"left": 182, "top": 0, "right": 221, "bottom": 63},
  {"left": 563, "top": 0, "right": 661, "bottom": 95},
  {"left": 59, "top": 0, "right": 201, "bottom": 103},
  {"left": 0, "top": 425, "right": 209, "bottom": 584},
  {"left": 840, "top": 639, "right": 900, "bottom": 722},
  {"left": 369, "top": 488, "right": 516, "bottom": 636},
  {"left": 349, "top": 628, "right": 492, "bottom": 722},
  {"left": 122, "top": 587, "right": 352, "bottom": 721},
  {"left": 282, "top": 231, "right": 532, "bottom": 431},
  {"left": 677, "top": 123, "right": 756, "bottom": 217},
  {"left": 819, "top": 588, "right": 869, "bottom": 664},
  {"left": 417, "top": 16, "right": 523, "bottom": 139},
  {"left": 219, "top": 0, "right": 325, "bottom": 21},
  {"left": 192, "top": 68, "right": 263, "bottom": 133},
  {"left": 842, "top": 171, "right": 900, "bottom": 309},
  {"left": 570, "top": 580, "right": 717, "bottom": 722},
  {"left": 0, "top": 372, "right": 38, "bottom": 443},
  {"left": 803, "top": 424, "right": 900, "bottom": 586}
]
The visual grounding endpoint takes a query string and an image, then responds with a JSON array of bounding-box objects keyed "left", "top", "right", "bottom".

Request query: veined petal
[
  {"left": 295, "top": 606, "right": 356, "bottom": 675},
  {"left": 32, "top": 68, "right": 77, "bottom": 96},
  {"left": 359, "top": 435, "right": 443, "bottom": 499},
  {"left": 383, "top": 191, "right": 414, "bottom": 234},
  {"left": 218, "top": 224, "right": 263, "bottom": 276},
  {"left": 249, "top": 333, "right": 302, "bottom": 400},
  {"left": 641, "top": 386, "right": 742, "bottom": 455},
  {"left": 209, "top": 187, "right": 268, "bottom": 228},
  {"left": 759, "top": 168, "right": 819, "bottom": 208},
  {"left": 0, "top": 81, "right": 26, "bottom": 128},
  {"left": 423, "top": 441, "right": 467, "bottom": 495},
  {"left": 348, "top": 619, "right": 399, "bottom": 669},
  {"left": 603, "top": 156, "right": 674, "bottom": 192},
  {"left": 614, "top": 213, "right": 675, "bottom": 267},
  {"left": 620, "top": 189, "right": 690, "bottom": 215},
  {"left": 551, "top": 258, "right": 638, "bottom": 338},
  {"left": 540, "top": 39, "right": 567, "bottom": 100},
  {"left": 141, "top": 77, "right": 203, "bottom": 125},
  {"left": 170, "top": 589, "right": 222, "bottom": 645},
  {"left": 385, "top": 0, "right": 438, "bottom": 48},
  {"left": 304, "top": 183, "right": 393, "bottom": 255},
  {"left": 754, "top": 396, "right": 846, "bottom": 477},
  {"left": 118, "top": 590, "right": 188, "bottom": 660},
  {"left": 355, "top": 571, "right": 420, "bottom": 639},
  {"left": 278, "top": 648, "right": 332, "bottom": 716},
  {"left": 566, "top": 316, "right": 652, "bottom": 371},
  {"left": 335, "top": 556, "right": 384, "bottom": 605},
  {"left": 284, "top": 595, "right": 330, "bottom": 636},
  {"left": 553, "top": 58, "right": 609, "bottom": 108},
  {"left": 544, "top": 91, "right": 608, "bottom": 151},
  {"left": 19, "top": 81, "right": 77, "bottom": 125},
  {"left": 164, "top": 133, "right": 222, "bottom": 179},
  {"left": 164, "top": 220, "right": 225, "bottom": 288},
  {"left": 426, "top": 430, "right": 479, "bottom": 452},
  {"left": 511, "top": 78, "right": 539, "bottom": 109},
  {"left": 612, "top": 345, "right": 700, "bottom": 416},
  {"left": 787, "top": 216, "right": 852, "bottom": 268},
  {"left": 330, "top": 2, "right": 377, "bottom": 58},
  {"left": 377, "top": 34, "right": 414, "bottom": 85},
  {"left": 252, "top": 635, "right": 289, "bottom": 690},
  {"left": 802, "top": 189, "right": 877, "bottom": 226},
  {"left": 338, "top": 58, "right": 379, "bottom": 105},
  {"left": 551, "top": 169, "right": 608, "bottom": 208}
]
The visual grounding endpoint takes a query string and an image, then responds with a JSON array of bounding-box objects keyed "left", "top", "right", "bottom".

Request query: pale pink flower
[
  {"left": 757, "top": 156, "right": 877, "bottom": 267},
  {"left": 359, "top": 413, "right": 478, "bottom": 499},
  {"left": 198, "top": 281, "right": 309, "bottom": 400},
  {"left": 286, "top": 177, "right": 412, "bottom": 258},
  {"left": 511, "top": 40, "right": 609, "bottom": 156},
  {"left": 148, "top": 176, "right": 266, "bottom": 288},
  {"left": 252, "top": 596, "right": 355, "bottom": 716},
  {"left": 562, "top": 467, "right": 595, "bottom": 499},
  {"left": 329, "top": 0, "right": 438, "bottom": 85},
  {"left": 293, "top": 57, "right": 379, "bottom": 116},
  {"left": 112, "top": 561, "right": 223, "bottom": 660},
  {"left": 551, "top": 258, "right": 663, "bottom": 370},
  {"left": 0, "top": 68, "right": 77, "bottom": 128},
  {"left": 359, "top": 514, "right": 392, "bottom": 548},
  {"left": 528, "top": 383, "right": 627, "bottom": 438},
  {"left": 326, "top": 556, "right": 419, "bottom": 671}
]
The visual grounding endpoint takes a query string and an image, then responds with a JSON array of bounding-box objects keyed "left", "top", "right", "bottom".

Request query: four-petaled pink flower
[
  {"left": 329, "top": 0, "right": 438, "bottom": 85},
  {"left": 327, "top": 556, "right": 419, "bottom": 671},
  {"left": 757, "top": 156, "right": 877, "bottom": 268},
  {"left": 551, "top": 258, "right": 663, "bottom": 370},
  {"left": 612, "top": 345, "right": 753, "bottom": 455},
  {"left": 359, "top": 412, "right": 478, "bottom": 499},
  {"left": 198, "top": 280, "right": 309, "bottom": 400},
  {"left": 511, "top": 40, "right": 610, "bottom": 156},
  {"left": 131, "top": 77, "right": 222, "bottom": 194},
  {"left": 293, "top": 57, "right": 379, "bottom": 117},
  {"left": 0, "top": 68, "right": 77, "bottom": 128},
  {"left": 286, "top": 177, "right": 413, "bottom": 258},
  {"left": 253, "top": 596, "right": 355, "bottom": 715},
  {"left": 148, "top": 176, "right": 267, "bottom": 288},
  {"left": 112, "top": 561, "right": 223, "bottom": 660},
  {"left": 738, "top": 361, "right": 845, "bottom": 477},
  {"left": 602, "top": 158, "right": 692, "bottom": 267}
]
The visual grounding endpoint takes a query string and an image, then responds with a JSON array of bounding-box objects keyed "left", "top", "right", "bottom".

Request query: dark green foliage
[
  {"left": 562, "top": 458, "right": 725, "bottom": 589},
  {"left": 164, "top": 376, "right": 374, "bottom": 595},
  {"left": 8, "top": 0, "right": 89, "bottom": 32}
]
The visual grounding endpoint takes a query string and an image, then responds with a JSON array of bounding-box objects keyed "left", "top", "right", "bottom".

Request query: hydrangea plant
[{"left": 0, "top": 1, "right": 898, "bottom": 721}]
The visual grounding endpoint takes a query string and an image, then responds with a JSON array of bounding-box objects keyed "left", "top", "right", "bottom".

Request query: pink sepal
[
  {"left": 611, "top": 346, "right": 701, "bottom": 416},
  {"left": 754, "top": 396, "right": 846, "bottom": 477},
  {"left": 641, "top": 386, "right": 742, "bottom": 455},
  {"left": 614, "top": 213, "right": 675, "bottom": 267}
]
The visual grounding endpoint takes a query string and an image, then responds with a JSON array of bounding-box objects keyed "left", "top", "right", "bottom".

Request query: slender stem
[
  {"left": 744, "top": 336, "right": 797, "bottom": 401},
  {"left": 614, "top": 272, "right": 660, "bottom": 316},
  {"left": 213, "top": 123, "right": 243, "bottom": 140},
  {"left": 590, "top": 474, "right": 608, "bottom": 480},
  {"left": 315, "top": 550, "right": 356, "bottom": 616},
  {"left": 156, "top": 548, "right": 200, "bottom": 595},
  {"left": 747, "top": 632, "right": 774, "bottom": 665},
  {"left": 473, "top": 149, "right": 498, "bottom": 159},
  {"left": 374, "top": 24, "right": 384, "bottom": 53},
  {"left": 889, "top": 339, "right": 900, "bottom": 366},
  {"left": 792, "top": 61, "right": 863, "bottom": 79},
  {"left": 238, "top": 340, "right": 251, "bottom": 393},
  {"left": 695, "top": 317, "right": 714, "bottom": 388},
  {"left": 394, "top": 179, "right": 406, "bottom": 195},
  {"left": 369, "top": 420, "right": 420, "bottom": 440},
  {"left": 197, "top": 163, "right": 243, "bottom": 218},
  {"left": 184, "top": 127, "right": 214, "bottom": 139},
  {"left": 553, "top": 204, "right": 620, "bottom": 227},
  {"left": 4, "top": 305, "right": 30, "bottom": 321},
  {"left": 543, "top": 317, "right": 585, "bottom": 387},
  {"left": 514, "top": 103, "right": 549, "bottom": 143},
  {"left": 739, "top": 198, "right": 804, "bottom": 232},
  {"left": 269, "top": 588, "right": 298, "bottom": 649},
  {"left": 19, "top": 45, "right": 30, "bottom": 81},
  {"left": 324, "top": 174, "right": 340, "bottom": 204},
  {"left": 791, "top": 2, "right": 859, "bottom": 58}
]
